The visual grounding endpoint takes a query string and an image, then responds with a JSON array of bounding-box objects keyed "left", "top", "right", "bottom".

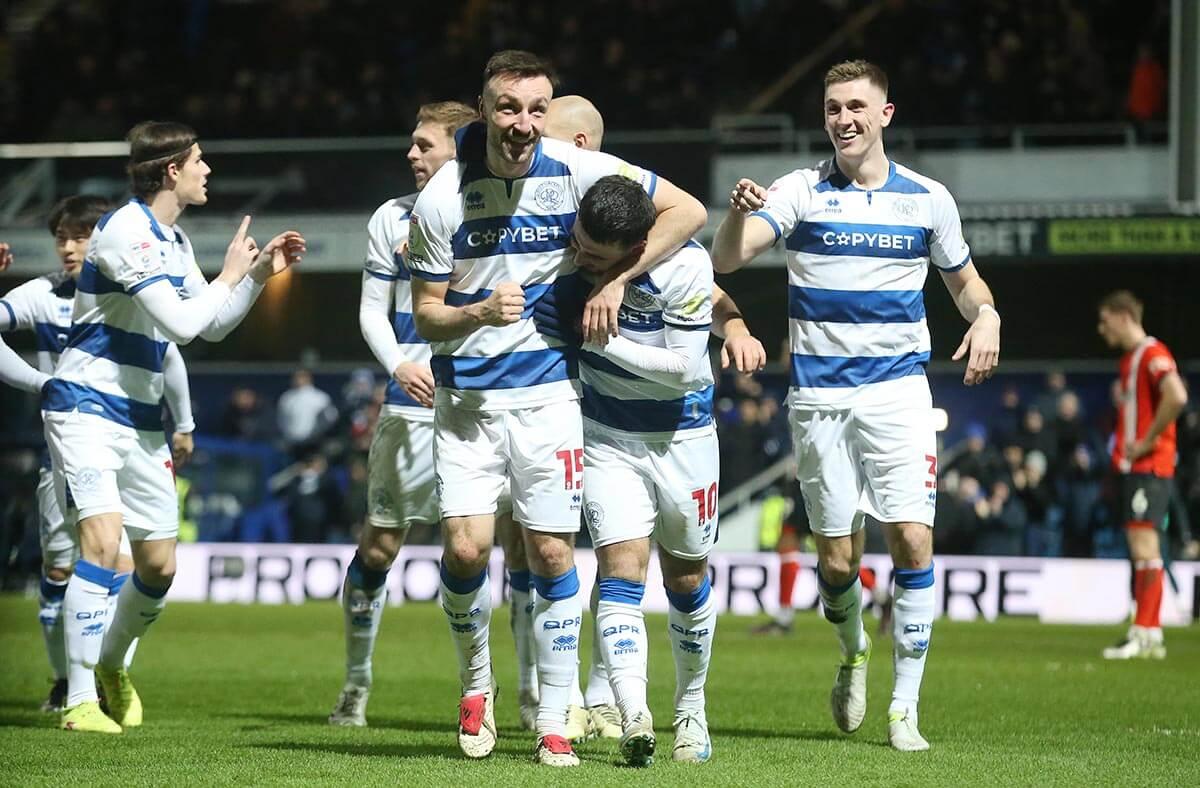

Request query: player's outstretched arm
[
  {"left": 200, "top": 228, "right": 305, "bottom": 342},
  {"left": 940, "top": 261, "right": 1001, "bottom": 385},
  {"left": 582, "top": 177, "right": 706, "bottom": 341},
  {"left": 359, "top": 270, "right": 433, "bottom": 407},
  {"left": 712, "top": 179, "right": 778, "bottom": 274},
  {"left": 0, "top": 333, "right": 50, "bottom": 393},
  {"left": 712, "top": 284, "right": 766, "bottom": 373},
  {"left": 411, "top": 277, "right": 524, "bottom": 342}
]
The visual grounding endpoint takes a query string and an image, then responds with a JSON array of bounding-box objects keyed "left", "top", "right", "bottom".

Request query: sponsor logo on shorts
[
  {"left": 82, "top": 622, "right": 104, "bottom": 636},
  {"left": 678, "top": 640, "right": 702, "bottom": 654},
  {"left": 613, "top": 637, "right": 638, "bottom": 655},
  {"left": 75, "top": 468, "right": 101, "bottom": 492},
  {"left": 552, "top": 634, "right": 578, "bottom": 651},
  {"left": 451, "top": 622, "right": 478, "bottom": 633}
]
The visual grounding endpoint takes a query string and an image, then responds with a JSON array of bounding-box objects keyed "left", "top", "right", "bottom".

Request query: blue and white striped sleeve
[
  {"left": 404, "top": 188, "right": 454, "bottom": 283},
  {"left": 750, "top": 170, "right": 809, "bottom": 244},
  {"left": 929, "top": 185, "right": 971, "bottom": 271},
  {"left": 0, "top": 278, "right": 46, "bottom": 332},
  {"left": 364, "top": 201, "right": 405, "bottom": 281}
]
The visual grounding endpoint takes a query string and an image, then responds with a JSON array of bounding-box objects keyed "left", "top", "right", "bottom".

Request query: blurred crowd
[
  {"left": 714, "top": 368, "right": 1200, "bottom": 559},
  {"left": 0, "top": 0, "right": 1170, "bottom": 143}
]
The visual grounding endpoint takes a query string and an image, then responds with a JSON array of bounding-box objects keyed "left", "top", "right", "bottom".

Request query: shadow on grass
[
  {"left": 223, "top": 709, "right": 442, "bottom": 733},
  {"left": 700, "top": 726, "right": 895, "bottom": 749},
  {"left": 248, "top": 739, "right": 617, "bottom": 764}
]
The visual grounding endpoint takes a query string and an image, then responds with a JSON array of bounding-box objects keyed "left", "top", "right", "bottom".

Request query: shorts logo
[
  {"left": 892, "top": 197, "right": 919, "bottom": 220},
  {"left": 585, "top": 501, "right": 604, "bottom": 529},
  {"left": 1131, "top": 487, "right": 1148, "bottom": 518},
  {"left": 534, "top": 182, "right": 564, "bottom": 211},
  {"left": 371, "top": 489, "right": 393, "bottom": 516},
  {"left": 75, "top": 468, "right": 101, "bottom": 492}
]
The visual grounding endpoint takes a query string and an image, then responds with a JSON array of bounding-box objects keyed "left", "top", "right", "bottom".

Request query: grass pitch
[{"left": 0, "top": 596, "right": 1196, "bottom": 786}]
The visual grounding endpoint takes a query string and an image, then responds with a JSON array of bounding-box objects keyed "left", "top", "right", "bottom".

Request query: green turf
[{"left": 0, "top": 596, "right": 1196, "bottom": 786}]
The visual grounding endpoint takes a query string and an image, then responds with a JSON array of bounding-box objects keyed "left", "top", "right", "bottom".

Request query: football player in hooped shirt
[
  {"left": 712, "top": 59, "right": 1001, "bottom": 751},
  {"left": 406, "top": 50, "right": 707, "bottom": 766},
  {"left": 0, "top": 196, "right": 196, "bottom": 714},
  {"left": 44, "top": 121, "right": 304, "bottom": 734}
]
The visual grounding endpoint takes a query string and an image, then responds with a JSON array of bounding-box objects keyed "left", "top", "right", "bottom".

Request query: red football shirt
[{"left": 1112, "top": 337, "right": 1178, "bottom": 477}]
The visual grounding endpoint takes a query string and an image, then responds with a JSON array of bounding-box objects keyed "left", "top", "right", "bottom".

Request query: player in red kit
[{"left": 1096, "top": 290, "right": 1188, "bottom": 659}]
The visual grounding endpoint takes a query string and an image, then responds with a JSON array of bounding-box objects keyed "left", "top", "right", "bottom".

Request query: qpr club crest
[
  {"left": 625, "top": 285, "right": 657, "bottom": 311},
  {"left": 892, "top": 197, "right": 918, "bottom": 220},
  {"left": 534, "top": 181, "right": 564, "bottom": 211}
]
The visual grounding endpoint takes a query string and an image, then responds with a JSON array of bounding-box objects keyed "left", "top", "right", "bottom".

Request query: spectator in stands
[
  {"left": 1018, "top": 407, "right": 1058, "bottom": 473},
  {"left": 1053, "top": 391, "right": 1090, "bottom": 474},
  {"left": 1059, "top": 443, "right": 1103, "bottom": 557},
  {"left": 992, "top": 384, "right": 1024, "bottom": 447},
  {"left": 220, "top": 385, "right": 274, "bottom": 442},
  {"left": 973, "top": 480, "right": 1028, "bottom": 556},
  {"left": 1126, "top": 42, "right": 1167, "bottom": 123},
  {"left": 284, "top": 443, "right": 345, "bottom": 543},
  {"left": 945, "top": 422, "right": 1006, "bottom": 489},
  {"left": 277, "top": 369, "right": 337, "bottom": 453}
]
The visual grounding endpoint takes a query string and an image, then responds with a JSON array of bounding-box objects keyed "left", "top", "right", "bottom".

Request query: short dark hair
[
  {"left": 482, "top": 50, "right": 558, "bottom": 92},
  {"left": 578, "top": 175, "right": 656, "bottom": 248},
  {"left": 824, "top": 59, "right": 889, "bottom": 96},
  {"left": 47, "top": 194, "right": 112, "bottom": 236},
  {"left": 126, "top": 121, "right": 198, "bottom": 200},
  {"left": 1099, "top": 289, "right": 1144, "bottom": 323}
]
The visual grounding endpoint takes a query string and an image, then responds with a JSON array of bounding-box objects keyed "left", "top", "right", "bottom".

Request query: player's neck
[
  {"left": 486, "top": 151, "right": 532, "bottom": 179},
  {"left": 835, "top": 148, "right": 890, "bottom": 190},
  {"left": 1121, "top": 326, "right": 1148, "bottom": 352},
  {"left": 146, "top": 191, "right": 185, "bottom": 227}
]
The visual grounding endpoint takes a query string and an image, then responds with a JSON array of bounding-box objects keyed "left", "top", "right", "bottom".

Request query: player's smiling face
[
  {"left": 482, "top": 74, "right": 553, "bottom": 177},
  {"left": 172, "top": 144, "right": 211, "bottom": 207},
  {"left": 570, "top": 221, "right": 642, "bottom": 274},
  {"left": 408, "top": 121, "right": 455, "bottom": 191},
  {"left": 54, "top": 225, "right": 91, "bottom": 279},
  {"left": 824, "top": 78, "right": 893, "bottom": 160}
]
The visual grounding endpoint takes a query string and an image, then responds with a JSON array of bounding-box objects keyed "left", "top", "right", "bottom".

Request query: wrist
[
  {"left": 175, "top": 422, "right": 195, "bottom": 434},
  {"left": 248, "top": 262, "right": 270, "bottom": 285},
  {"left": 977, "top": 303, "right": 1000, "bottom": 323}
]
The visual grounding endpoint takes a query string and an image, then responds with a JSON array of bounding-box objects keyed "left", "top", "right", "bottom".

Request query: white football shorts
[
  {"left": 366, "top": 413, "right": 438, "bottom": 529},
  {"left": 790, "top": 383, "right": 937, "bottom": 537},
  {"left": 583, "top": 425, "right": 720, "bottom": 561},
  {"left": 434, "top": 399, "right": 583, "bottom": 533},
  {"left": 43, "top": 411, "right": 178, "bottom": 541}
]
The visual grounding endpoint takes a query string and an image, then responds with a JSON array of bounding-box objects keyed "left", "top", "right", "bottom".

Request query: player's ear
[{"left": 881, "top": 101, "right": 895, "bottom": 127}]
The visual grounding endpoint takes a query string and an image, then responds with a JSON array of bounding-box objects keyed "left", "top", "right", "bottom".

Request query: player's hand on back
[
  {"left": 249, "top": 230, "right": 306, "bottom": 284},
  {"left": 729, "top": 178, "right": 768, "bottom": 215},
  {"left": 393, "top": 361, "right": 435, "bottom": 407},
  {"left": 477, "top": 281, "right": 525, "bottom": 326},
  {"left": 582, "top": 277, "right": 624, "bottom": 345},
  {"left": 721, "top": 334, "right": 767, "bottom": 374},
  {"left": 0, "top": 242, "right": 12, "bottom": 272},
  {"left": 952, "top": 307, "right": 1000, "bottom": 385}
]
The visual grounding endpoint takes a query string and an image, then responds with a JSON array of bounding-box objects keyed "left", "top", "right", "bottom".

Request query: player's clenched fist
[
  {"left": 729, "top": 178, "right": 768, "bottom": 214},
  {"left": 480, "top": 281, "right": 525, "bottom": 326}
]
